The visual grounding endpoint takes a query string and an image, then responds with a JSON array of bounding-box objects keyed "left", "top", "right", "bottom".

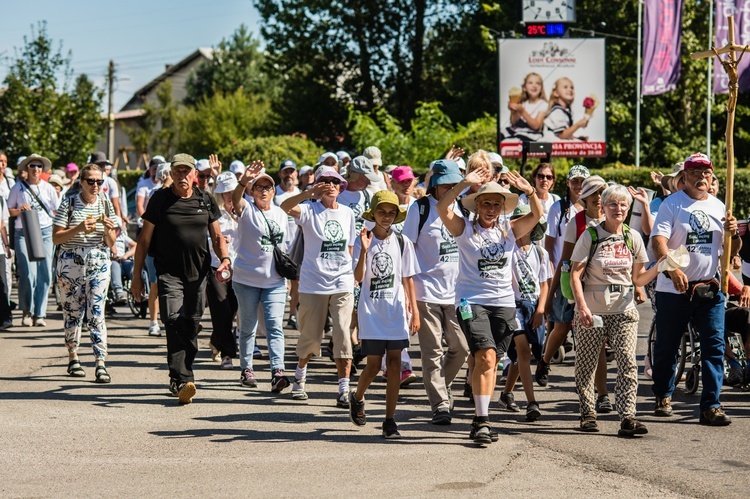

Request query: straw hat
[{"left": 461, "top": 182, "right": 519, "bottom": 215}]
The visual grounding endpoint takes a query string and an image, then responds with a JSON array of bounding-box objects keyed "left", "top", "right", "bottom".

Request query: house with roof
[{"left": 95, "top": 48, "right": 212, "bottom": 169}]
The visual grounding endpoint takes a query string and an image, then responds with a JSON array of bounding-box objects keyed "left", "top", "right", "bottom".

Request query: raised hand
[
  {"left": 445, "top": 145, "right": 465, "bottom": 161},
  {"left": 208, "top": 154, "right": 222, "bottom": 176},
  {"left": 650, "top": 171, "right": 664, "bottom": 186},
  {"left": 241, "top": 160, "right": 264, "bottom": 185},
  {"left": 463, "top": 165, "right": 490, "bottom": 186},
  {"left": 627, "top": 186, "right": 649, "bottom": 205},
  {"left": 507, "top": 170, "right": 534, "bottom": 195},
  {"left": 359, "top": 228, "right": 372, "bottom": 252}
]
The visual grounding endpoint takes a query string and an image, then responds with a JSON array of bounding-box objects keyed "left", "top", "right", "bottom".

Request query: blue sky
[{"left": 0, "top": 0, "right": 261, "bottom": 110}]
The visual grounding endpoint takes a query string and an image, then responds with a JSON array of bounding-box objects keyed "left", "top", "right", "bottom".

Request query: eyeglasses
[
  {"left": 687, "top": 168, "right": 713, "bottom": 178},
  {"left": 198, "top": 173, "right": 211, "bottom": 180},
  {"left": 84, "top": 178, "right": 104, "bottom": 186},
  {"left": 320, "top": 179, "right": 342, "bottom": 186},
  {"left": 498, "top": 178, "right": 510, "bottom": 186},
  {"left": 28, "top": 164, "right": 44, "bottom": 169},
  {"left": 536, "top": 174, "right": 554, "bottom": 181},
  {"left": 253, "top": 184, "right": 274, "bottom": 192}
]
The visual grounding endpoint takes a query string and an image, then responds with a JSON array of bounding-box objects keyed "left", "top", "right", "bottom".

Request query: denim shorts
[
  {"left": 145, "top": 255, "right": 158, "bottom": 285},
  {"left": 549, "top": 288, "right": 574, "bottom": 324}
]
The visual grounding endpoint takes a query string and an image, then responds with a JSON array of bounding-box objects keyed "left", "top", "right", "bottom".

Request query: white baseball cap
[{"left": 230, "top": 160, "right": 246, "bottom": 175}]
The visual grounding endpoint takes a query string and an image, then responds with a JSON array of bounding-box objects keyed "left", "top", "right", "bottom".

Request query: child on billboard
[
  {"left": 543, "top": 77, "right": 598, "bottom": 142},
  {"left": 505, "top": 72, "right": 548, "bottom": 142}
]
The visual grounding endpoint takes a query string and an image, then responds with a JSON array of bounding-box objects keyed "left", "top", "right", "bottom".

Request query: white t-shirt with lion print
[
  {"left": 454, "top": 218, "right": 516, "bottom": 308},
  {"left": 358, "top": 233, "right": 420, "bottom": 340},
  {"left": 297, "top": 201, "right": 356, "bottom": 294}
]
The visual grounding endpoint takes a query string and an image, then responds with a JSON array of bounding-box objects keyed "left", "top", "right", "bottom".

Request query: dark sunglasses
[
  {"left": 198, "top": 173, "right": 211, "bottom": 179},
  {"left": 28, "top": 164, "right": 44, "bottom": 169},
  {"left": 536, "top": 174, "right": 554, "bottom": 181},
  {"left": 498, "top": 178, "right": 510, "bottom": 186},
  {"left": 320, "top": 178, "right": 341, "bottom": 186},
  {"left": 84, "top": 178, "right": 104, "bottom": 186}
]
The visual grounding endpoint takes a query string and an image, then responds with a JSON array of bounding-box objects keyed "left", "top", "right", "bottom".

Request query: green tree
[
  {"left": 123, "top": 80, "right": 179, "bottom": 157},
  {"left": 179, "top": 89, "right": 275, "bottom": 158},
  {"left": 184, "top": 24, "right": 274, "bottom": 106},
  {"left": 255, "top": 0, "right": 437, "bottom": 144},
  {"left": 0, "top": 22, "right": 103, "bottom": 165}
]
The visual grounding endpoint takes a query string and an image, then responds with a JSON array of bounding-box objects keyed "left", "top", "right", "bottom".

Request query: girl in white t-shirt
[
  {"left": 506, "top": 72, "right": 548, "bottom": 142},
  {"left": 435, "top": 150, "right": 543, "bottom": 445},
  {"left": 349, "top": 191, "right": 420, "bottom": 439},
  {"left": 499, "top": 205, "right": 551, "bottom": 421}
]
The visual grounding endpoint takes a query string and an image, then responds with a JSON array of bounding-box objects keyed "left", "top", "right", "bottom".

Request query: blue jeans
[
  {"left": 233, "top": 281, "right": 286, "bottom": 372},
  {"left": 15, "top": 225, "right": 53, "bottom": 318},
  {"left": 653, "top": 291, "right": 726, "bottom": 411},
  {"left": 111, "top": 259, "right": 134, "bottom": 291}
]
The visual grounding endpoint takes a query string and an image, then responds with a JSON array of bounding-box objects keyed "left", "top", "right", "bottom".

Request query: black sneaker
[
  {"left": 618, "top": 416, "right": 648, "bottom": 437},
  {"left": 287, "top": 315, "right": 298, "bottom": 330},
  {"left": 535, "top": 359, "right": 550, "bottom": 387},
  {"left": 595, "top": 394, "right": 613, "bottom": 414},
  {"left": 654, "top": 397, "right": 673, "bottom": 417},
  {"left": 336, "top": 390, "right": 350, "bottom": 408},
  {"left": 169, "top": 379, "right": 179, "bottom": 397},
  {"left": 382, "top": 418, "right": 401, "bottom": 439},
  {"left": 271, "top": 369, "right": 290, "bottom": 393},
  {"left": 498, "top": 392, "right": 520, "bottom": 412},
  {"left": 469, "top": 419, "right": 499, "bottom": 443},
  {"left": 463, "top": 381, "right": 472, "bottom": 399},
  {"left": 431, "top": 409, "right": 451, "bottom": 425},
  {"left": 526, "top": 402, "right": 541, "bottom": 422},
  {"left": 349, "top": 392, "right": 366, "bottom": 426},
  {"left": 699, "top": 406, "right": 732, "bottom": 426}
]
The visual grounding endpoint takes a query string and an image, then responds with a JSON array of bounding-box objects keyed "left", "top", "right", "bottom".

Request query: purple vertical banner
[
  {"left": 642, "top": 0, "right": 684, "bottom": 96},
  {"left": 714, "top": 0, "right": 750, "bottom": 93}
]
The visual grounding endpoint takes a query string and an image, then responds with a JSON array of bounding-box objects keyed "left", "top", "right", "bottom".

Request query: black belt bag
[{"left": 688, "top": 278, "right": 719, "bottom": 302}]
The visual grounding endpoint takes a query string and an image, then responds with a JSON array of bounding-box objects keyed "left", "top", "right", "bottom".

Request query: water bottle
[{"left": 459, "top": 298, "right": 473, "bottom": 320}]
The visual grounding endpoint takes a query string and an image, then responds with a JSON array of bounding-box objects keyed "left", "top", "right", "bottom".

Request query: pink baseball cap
[
  {"left": 391, "top": 166, "right": 415, "bottom": 182},
  {"left": 684, "top": 153, "right": 712, "bottom": 170},
  {"left": 66, "top": 163, "right": 79, "bottom": 172}
]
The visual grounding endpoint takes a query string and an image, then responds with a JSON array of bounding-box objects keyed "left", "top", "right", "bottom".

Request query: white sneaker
[
  {"left": 33, "top": 317, "right": 46, "bottom": 327},
  {"left": 148, "top": 323, "right": 162, "bottom": 337},
  {"left": 21, "top": 313, "right": 32, "bottom": 327},
  {"left": 220, "top": 356, "right": 233, "bottom": 370},
  {"left": 291, "top": 378, "right": 308, "bottom": 400}
]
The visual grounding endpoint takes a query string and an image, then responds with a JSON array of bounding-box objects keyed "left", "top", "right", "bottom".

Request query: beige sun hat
[{"left": 461, "top": 181, "right": 519, "bottom": 215}]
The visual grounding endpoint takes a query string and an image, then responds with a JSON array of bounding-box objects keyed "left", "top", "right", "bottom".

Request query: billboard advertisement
[{"left": 498, "top": 38, "right": 607, "bottom": 158}]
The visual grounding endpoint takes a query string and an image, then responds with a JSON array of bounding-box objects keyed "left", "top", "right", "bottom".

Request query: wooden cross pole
[{"left": 691, "top": 15, "right": 749, "bottom": 293}]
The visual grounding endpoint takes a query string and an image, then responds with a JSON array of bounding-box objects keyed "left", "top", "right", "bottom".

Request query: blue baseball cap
[
  {"left": 428, "top": 159, "right": 463, "bottom": 190},
  {"left": 280, "top": 159, "right": 296, "bottom": 171}
]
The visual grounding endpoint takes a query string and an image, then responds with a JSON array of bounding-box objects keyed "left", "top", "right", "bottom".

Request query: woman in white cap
[
  {"left": 435, "top": 150, "right": 542, "bottom": 445},
  {"left": 570, "top": 184, "right": 661, "bottom": 435},
  {"left": 205, "top": 171, "right": 239, "bottom": 370},
  {"left": 52, "top": 163, "right": 117, "bottom": 382},
  {"left": 8, "top": 154, "right": 60, "bottom": 326},
  {"left": 232, "top": 162, "right": 291, "bottom": 392},
  {"left": 362, "top": 146, "right": 391, "bottom": 196}
]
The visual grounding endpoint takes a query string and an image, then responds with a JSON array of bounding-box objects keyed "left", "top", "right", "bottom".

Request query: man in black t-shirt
[{"left": 132, "top": 153, "right": 231, "bottom": 404}]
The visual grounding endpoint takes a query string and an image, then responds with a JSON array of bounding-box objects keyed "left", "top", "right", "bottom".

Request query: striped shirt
[{"left": 53, "top": 194, "right": 115, "bottom": 250}]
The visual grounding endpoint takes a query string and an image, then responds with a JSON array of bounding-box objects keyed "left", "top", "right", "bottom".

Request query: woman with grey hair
[{"left": 569, "top": 184, "right": 662, "bottom": 436}]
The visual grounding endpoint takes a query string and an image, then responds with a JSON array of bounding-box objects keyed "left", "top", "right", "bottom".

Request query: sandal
[
  {"left": 94, "top": 365, "right": 111, "bottom": 384},
  {"left": 579, "top": 414, "right": 600, "bottom": 433},
  {"left": 67, "top": 359, "right": 86, "bottom": 377}
]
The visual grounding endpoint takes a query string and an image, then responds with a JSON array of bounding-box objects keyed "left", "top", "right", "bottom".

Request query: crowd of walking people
[{"left": 0, "top": 145, "right": 748, "bottom": 443}]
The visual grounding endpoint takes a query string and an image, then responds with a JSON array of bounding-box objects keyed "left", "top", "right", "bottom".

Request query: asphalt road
[{"left": 1, "top": 299, "right": 748, "bottom": 498}]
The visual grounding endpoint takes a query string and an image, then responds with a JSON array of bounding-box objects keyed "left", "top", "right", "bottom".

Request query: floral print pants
[{"left": 57, "top": 247, "right": 111, "bottom": 359}]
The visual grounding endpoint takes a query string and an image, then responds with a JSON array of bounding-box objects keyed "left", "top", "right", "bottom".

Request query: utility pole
[{"left": 107, "top": 59, "right": 115, "bottom": 164}]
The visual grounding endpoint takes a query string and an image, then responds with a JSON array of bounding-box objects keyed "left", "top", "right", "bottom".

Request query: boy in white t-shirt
[
  {"left": 499, "top": 205, "right": 550, "bottom": 421},
  {"left": 349, "top": 191, "right": 420, "bottom": 439}
]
